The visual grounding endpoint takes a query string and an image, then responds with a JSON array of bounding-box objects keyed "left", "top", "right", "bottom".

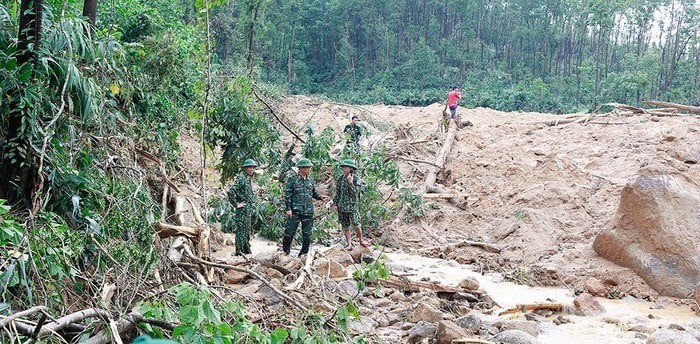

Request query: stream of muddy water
[
  {"left": 385, "top": 251, "right": 698, "bottom": 343},
  {"left": 216, "top": 238, "right": 698, "bottom": 343}
]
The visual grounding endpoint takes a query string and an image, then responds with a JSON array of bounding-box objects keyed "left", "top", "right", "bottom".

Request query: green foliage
[
  {"left": 351, "top": 250, "right": 390, "bottom": 293},
  {"left": 301, "top": 126, "right": 335, "bottom": 181},
  {"left": 208, "top": 75, "right": 281, "bottom": 182},
  {"left": 138, "top": 283, "right": 358, "bottom": 343},
  {"left": 234, "top": 0, "right": 700, "bottom": 111},
  {"left": 396, "top": 187, "right": 425, "bottom": 222},
  {"left": 0, "top": 206, "right": 87, "bottom": 308}
]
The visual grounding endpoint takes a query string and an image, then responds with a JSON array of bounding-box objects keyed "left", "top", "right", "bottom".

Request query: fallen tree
[{"left": 644, "top": 100, "right": 700, "bottom": 114}]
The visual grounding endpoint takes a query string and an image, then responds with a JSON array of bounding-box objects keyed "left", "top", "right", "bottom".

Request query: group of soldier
[{"left": 227, "top": 116, "right": 367, "bottom": 257}]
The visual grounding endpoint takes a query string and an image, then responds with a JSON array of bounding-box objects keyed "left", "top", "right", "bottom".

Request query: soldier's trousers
[
  {"left": 235, "top": 210, "right": 252, "bottom": 256},
  {"left": 282, "top": 213, "right": 313, "bottom": 256}
]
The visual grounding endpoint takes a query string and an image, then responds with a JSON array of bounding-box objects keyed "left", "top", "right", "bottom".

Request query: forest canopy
[{"left": 216, "top": 0, "right": 699, "bottom": 112}]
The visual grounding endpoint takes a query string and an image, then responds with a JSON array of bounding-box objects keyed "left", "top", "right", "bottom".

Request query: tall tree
[
  {"left": 82, "top": 0, "right": 98, "bottom": 28},
  {"left": 0, "top": 0, "right": 45, "bottom": 207}
]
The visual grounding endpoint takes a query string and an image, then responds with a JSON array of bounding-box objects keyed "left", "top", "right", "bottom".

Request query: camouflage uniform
[
  {"left": 343, "top": 124, "right": 362, "bottom": 155},
  {"left": 334, "top": 173, "right": 361, "bottom": 229},
  {"left": 279, "top": 155, "right": 295, "bottom": 181},
  {"left": 282, "top": 174, "right": 322, "bottom": 256},
  {"left": 228, "top": 172, "right": 255, "bottom": 255}
]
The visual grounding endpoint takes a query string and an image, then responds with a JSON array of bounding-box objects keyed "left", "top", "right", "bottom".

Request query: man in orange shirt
[{"left": 446, "top": 86, "right": 461, "bottom": 119}]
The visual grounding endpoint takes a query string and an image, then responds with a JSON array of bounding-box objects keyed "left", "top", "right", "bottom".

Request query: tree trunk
[
  {"left": 82, "top": 0, "right": 98, "bottom": 29},
  {"left": 0, "top": 0, "right": 45, "bottom": 207}
]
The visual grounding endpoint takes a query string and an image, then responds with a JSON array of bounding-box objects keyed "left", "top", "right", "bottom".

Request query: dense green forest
[
  {"left": 225, "top": 0, "right": 699, "bottom": 111},
  {"left": 0, "top": 0, "right": 697, "bottom": 342}
]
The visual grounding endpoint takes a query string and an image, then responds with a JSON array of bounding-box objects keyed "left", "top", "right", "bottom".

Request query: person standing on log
[
  {"left": 228, "top": 159, "right": 258, "bottom": 256},
  {"left": 343, "top": 115, "right": 363, "bottom": 156},
  {"left": 282, "top": 158, "right": 329, "bottom": 256},
  {"left": 333, "top": 159, "right": 369, "bottom": 251},
  {"left": 444, "top": 86, "right": 463, "bottom": 128}
]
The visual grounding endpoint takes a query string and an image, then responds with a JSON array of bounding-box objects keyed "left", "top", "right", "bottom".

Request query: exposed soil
[{"left": 277, "top": 95, "right": 700, "bottom": 301}]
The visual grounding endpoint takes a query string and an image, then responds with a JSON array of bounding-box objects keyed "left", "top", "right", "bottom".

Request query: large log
[
  {"left": 644, "top": 100, "right": 700, "bottom": 114},
  {"left": 420, "top": 123, "right": 457, "bottom": 194}
]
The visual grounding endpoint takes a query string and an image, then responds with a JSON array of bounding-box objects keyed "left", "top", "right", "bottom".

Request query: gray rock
[
  {"left": 256, "top": 285, "right": 282, "bottom": 305},
  {"left": 458, "top": 277, "right": 480, "bottom": 290},
  {"left": 629, "top": 323, "right": 657, "bottom": 334},
  {"left": 408, "top": 321, "right": 438, "bottom": 344},
  {"left": 324, "top": 247, "right": 355, "bottom": 266},
  {"left": 455, "top": 314, "right": 482, "bottom": 332},
  {"left": 494, "top": 329, "right": 539, "bottom": 344},
  {"left": 437, "top": 320, "right": 469, "bottom": 344},
  {"left": 501, "top": 320, "right": 539, "bottom": 337},
  {"left": 410, "top": 302, "right": 443, "bottom": 323},
  {"left": 348, "top": 316, "right": 376, "bottom": 335},
  {"left": 573, "top": 293, "right": 605, "bottom": 316},
  {"left": 336, "top": 279, "right": 359, "bottom": 299},
  {"left": 647, "top": 328, "right": 700, "bottom": 344},
  {"left": 389, "top": 290, "right": 408, "bottom": 302}
]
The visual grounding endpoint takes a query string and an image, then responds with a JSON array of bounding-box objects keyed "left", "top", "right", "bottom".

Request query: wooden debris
[
  {"left": 420, "top": 240, "right": 502, "bottom": 254},
  {"left": 262, "top": 261, "right": 292, "bottom": 275},
  {"left": 420, "top": 123, "right": 457, "bottom": 194},
  {"left": 498, "top": 302, "right": 565, "bottom": 316},
  {"left": 391, "top": 155, "right": 443, "bottom": 168},
  {"left": 287, "top": 249, "right": 316, "bottom": 290},
  {"left": 181, "top": 246, "right": 310, "bottom": 313},
  {"left": 645, "top": 100, "right": 700, "bottom": 114},
  {"left": 452, "top": 339, "right": 496, "bottom": 344},
  {"left": 454, "top": 240, "right": 502, "bottom": 254},
  {"left": 422, "top": 193, "right": 468, "bottom": 199},
  {"left": 153, "top": 222, "right": 199, "bottom": 239}
]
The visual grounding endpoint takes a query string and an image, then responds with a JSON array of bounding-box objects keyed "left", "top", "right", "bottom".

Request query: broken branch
[{"left": 181, "top": 246, "right": 309, "bottom": 313}]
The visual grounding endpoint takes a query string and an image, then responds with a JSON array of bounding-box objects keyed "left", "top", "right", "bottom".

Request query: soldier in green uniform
[
  {"left": 282, "top": 158, "right": 329, "bottom": 256},
  {"left": 333, "top": 159, "right": 370, "bottom": 250},
  {"left": 228, "top": 159, "right": 257, "bottom": 256},
  {"left": 278, "top": 143, "right": 296, "bottom": 181},
  {"left": 343, "top": 115, "right": 363, "bottom": 155}
]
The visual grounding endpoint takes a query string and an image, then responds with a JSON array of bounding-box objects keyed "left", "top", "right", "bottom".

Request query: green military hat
[
  {"left": 339, "top": 158, "right": 357, "bottom": 169},
  {"left": 296, "top": 158, "right": 313, "bottom": 167},
  {"left": 242, "top": 159, "right": 258, "bottom": 167}
]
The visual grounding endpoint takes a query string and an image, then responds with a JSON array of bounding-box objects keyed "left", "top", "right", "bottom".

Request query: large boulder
[{"left": 593, "top": 173, "right": 700, "bottom": 298}]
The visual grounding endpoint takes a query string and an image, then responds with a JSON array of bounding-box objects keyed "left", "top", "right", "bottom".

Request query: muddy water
[
  {"left": 385, "top": 251, "right": 698, "bottom": 343},
  {"left": 214, "top": 238, "right": 697, "bottom": 342}
]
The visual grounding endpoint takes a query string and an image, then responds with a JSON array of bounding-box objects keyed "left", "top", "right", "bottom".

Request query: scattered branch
[
  {"left": 252, "top": 86, "right": 306, "bottom": 143},
  {"left": 181, "top": 246, "right": 310, "bottom": 313},
  {"left": 0, "top": 306, "right": 48, "bottom": 329}
]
